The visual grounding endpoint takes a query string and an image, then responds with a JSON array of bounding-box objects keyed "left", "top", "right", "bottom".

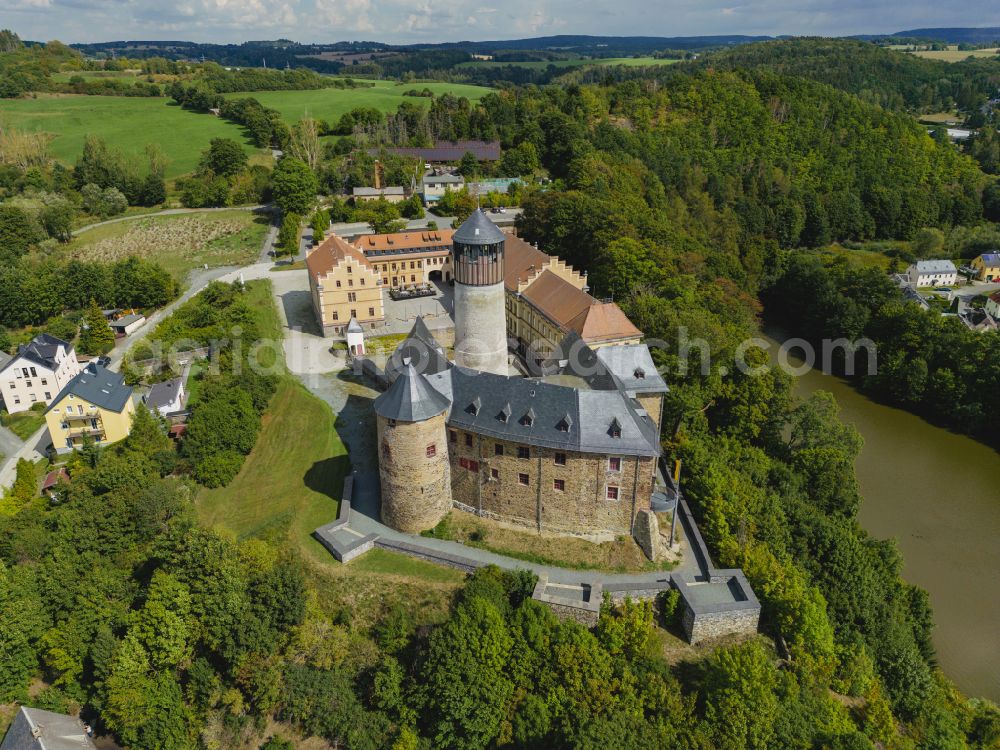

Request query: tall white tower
[{"left": 451, "top": 210, "right": 508, "bottom": 375}]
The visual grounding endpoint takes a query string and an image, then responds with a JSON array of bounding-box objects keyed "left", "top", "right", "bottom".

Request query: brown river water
[{"left": 764, "top": 335, "right": 1000, "bottom": 701}]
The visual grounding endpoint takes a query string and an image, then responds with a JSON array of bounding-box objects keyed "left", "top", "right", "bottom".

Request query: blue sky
[{"left": 5, "top": 0, "right": 1000, "bottom": 44}]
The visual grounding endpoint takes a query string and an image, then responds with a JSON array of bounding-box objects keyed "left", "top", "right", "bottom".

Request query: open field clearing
[
  {"left": 0, "top": 95, "right": 260, "bottom": 178},
  {"left": 908, "top": 46, "right": 1000, "bottom": 62},
  {"left": 457, "top": 56, "right": 682, "bottom": 70},
  {"left": 64, "top": 210, "right": 268, "bottom": 281},
  {"left": 223, "top": 79, "right": 491, "bottom": 123}
]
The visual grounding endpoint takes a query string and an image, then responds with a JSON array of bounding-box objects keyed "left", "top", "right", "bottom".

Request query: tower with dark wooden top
[{"left": 451, "top": 209, "right": 508, "bottom": 374}]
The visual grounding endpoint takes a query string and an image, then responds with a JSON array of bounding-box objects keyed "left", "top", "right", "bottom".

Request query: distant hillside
[
  {"left": 703, "top": 38, "right": 1000, "bottom": 112},
  {"left": 404, "top": 34, "right": 776, "bottom": 55},
  {"left": 892, "top": 27, "right": 1000, "bottom": 44}
]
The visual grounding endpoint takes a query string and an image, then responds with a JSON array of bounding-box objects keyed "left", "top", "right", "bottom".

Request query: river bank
[{"left": 765, "top": 334, "right": 1000, "bottom": 701}]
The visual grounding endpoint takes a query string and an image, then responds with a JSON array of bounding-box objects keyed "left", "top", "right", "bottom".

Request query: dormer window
[
  {"left": 557, "top": 414, "right": 572, "bottom": 433},
  {"left": 609, "top": 418, "right": 622, "bottom": 439},
  {"left": 498, "top": 403, "right": 511, "bottom": 423},
  {"left": 521, "top": 408, "right": 535, "bottom": 427},
  {"left": 466, "top": 397, "right": 481, "bottom": 416},
  {"left": 634, "top": 367, "right": 645, "bottom": 379}
]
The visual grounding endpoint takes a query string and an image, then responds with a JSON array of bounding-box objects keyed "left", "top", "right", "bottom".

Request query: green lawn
[
  {"left": 0, "top": 409, "right": 47, "bottom": 441},
  {"left": 0, "top": 95, "right": 262, "bottom": 179},
  {"left": 457, "top": 57, "right": 681, "bottom": 70},
  {"left": 63, "top": 209, "right": 269, "bottom": 283},
  {"left": 224, "top": 80, "right": 491, "bottom": 125},
  {"left": 196, "top": 378, "right": 349, "bottom": 558}
]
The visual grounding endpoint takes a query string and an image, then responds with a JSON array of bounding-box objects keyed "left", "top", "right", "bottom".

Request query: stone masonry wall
[
  {"left": 681, "top": 607, "right": 760, "bottom": 644},
  {"left": 378, "top": 413, "right": 452, "bottom": 533},
  {"left": 447, "top": 428, "right": 655, "bottom": 537}
]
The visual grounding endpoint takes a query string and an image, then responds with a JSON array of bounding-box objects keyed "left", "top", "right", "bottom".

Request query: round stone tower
[
  {"left": 452, "top": 209, "right": 508, "bottom": 375},
  {"left": 373, "top": 362, "right": 453, "bottom": 533}
]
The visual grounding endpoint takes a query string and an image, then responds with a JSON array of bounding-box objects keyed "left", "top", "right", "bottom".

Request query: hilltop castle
[{"left": 368, "top": 211, "right": 669, "bottom": 544}]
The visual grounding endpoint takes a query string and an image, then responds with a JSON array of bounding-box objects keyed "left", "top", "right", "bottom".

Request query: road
[{"left": 0, "top": 221, "right": 279, "bottom": 491}]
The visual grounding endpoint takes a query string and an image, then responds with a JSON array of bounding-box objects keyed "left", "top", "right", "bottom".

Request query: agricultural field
[
  {"left": 223, "top": 79, "right": 491, "bottom": 124},
  {"left": 908, "top": 46, "right": 1000, "bottom": 62},
  {"left": 0, "top": 95, "right": 261, "bottom": 178},
  {"left": 456, "top": 56, "right": 682, "bottom": 70},
  {"left": 63, "top": 210, "right": 269, "bottom": 281}
]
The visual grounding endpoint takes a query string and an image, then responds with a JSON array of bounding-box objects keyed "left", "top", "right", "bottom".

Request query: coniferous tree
[{"left": 80, "top": 299, "right": 116, "bottom": 355}]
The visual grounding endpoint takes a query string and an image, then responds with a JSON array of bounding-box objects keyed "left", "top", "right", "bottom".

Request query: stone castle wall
[
  {"left": 377, "top": 413, "right": 452, "bottom": 533},
  {"left": 447, "top": 428, "right": 655, "bottom": 537}
]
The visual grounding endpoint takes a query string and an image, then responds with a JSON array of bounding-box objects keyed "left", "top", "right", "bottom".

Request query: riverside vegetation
[{"left": 2, "top": 35, "right": 1000, "bottom": 748}]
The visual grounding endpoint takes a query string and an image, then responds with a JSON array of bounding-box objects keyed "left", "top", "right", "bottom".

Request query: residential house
[
  {"left": 45, "top": 363, "right": 135, "bottom": 452},
  {"left": 421, "top": 173, "right": 465, "bottom": 205},
  {"left": 0, "top": 334, "right": 81, "bottom": 414},
  {"left": 144, "top": 376, "right": 187, "bottom": 416},
  {"left": 109, "top": 313, "right": 146, "bottom": 337},
  {"left": 306, "top": 234, "right": 385, "bottom": 337},
  {"left": 352, "top": 186, "right": 406, "bottom": 203},
  {"left": 907, "top": 260, "right": 958, "bottom": 288},
  {"left": 986, "top": 291, "right": 1000, "bottom": 319},
  {"left": 971, "top": 253, "right": 1000, "bottom": 282},
  {"left": 1, "top": 706, "right": 97, "bottom": 750}
]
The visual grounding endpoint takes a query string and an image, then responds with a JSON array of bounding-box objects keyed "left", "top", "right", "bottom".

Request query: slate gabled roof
[
  {"left": 1, "top": 333, "right": 72, "bottom": 375},
  {"left": 374, "top": 363, "right": 452, "bottom": 422},
  {"left": 452, "top": 209, "right": 506, "bottom": 246},
  {"left": 145, "top": 377, "right": 184, "bottom": 412},
  {"left": 540, "top": 333, "right": 667, "bottom": 395},
  {"left": 425, "top": 367, "right": 660, "bottom": 457},
  {"left": 595, "top": 344, "right": 668, "bottom": 395},
  {"left": 45, "top": 363, "right": 132, "bottom": 414}
]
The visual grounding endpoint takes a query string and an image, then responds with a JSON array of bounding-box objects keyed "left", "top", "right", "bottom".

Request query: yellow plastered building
[
  {"left": 971, "top": 253, "right": 1000, "bottom": 282},
  {"left": 45, "top": 364, "right": 135, "bottom": 453},
  {"left": 306, "top": 235, "right": 385, "bottom": 337}
]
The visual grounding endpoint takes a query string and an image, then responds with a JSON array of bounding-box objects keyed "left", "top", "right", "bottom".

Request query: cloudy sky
[{"left": 5, "top": 0, "right": 1000, "bottom": 45}]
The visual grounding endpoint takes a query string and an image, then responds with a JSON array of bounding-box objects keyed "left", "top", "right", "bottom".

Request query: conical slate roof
[
  {"left": 452, "top": 209, "right": 506, "bottom": 245},
  {"left": 384, "top": 317, "right": 451, "bottom": 383},
  {"left": 373, "top": 363, "right": 452, "bottom": 422}
]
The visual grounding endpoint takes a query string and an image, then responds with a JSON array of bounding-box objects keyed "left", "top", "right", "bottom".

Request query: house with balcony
[
  {"left": 45, "top": 363, "right": 135, "bottom": 452},
  {"left": 0, "top": 334, "right": 81, "bottom": 414}
]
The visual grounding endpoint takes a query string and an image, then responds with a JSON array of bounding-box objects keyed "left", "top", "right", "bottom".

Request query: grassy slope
[
  {"left": 194, "top": 279, "right": 464, "bottom": 601},
  {"left": 63, "top": 210, "right": 268, "bottom": 282},
  {"left": 0, "top": 410, "right": 47, "bottom": 440},
  {"left": 223, "top": 80, "right": 491, "bottom": 125},
  {"left": 0, "top": 96, "right": 259, "bottom": 178}
]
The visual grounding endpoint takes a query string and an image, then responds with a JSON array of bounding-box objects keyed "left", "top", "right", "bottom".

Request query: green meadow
[
  {"left": 0, "top": 95, "right": 259, "bottom": 179},
  {"left": 0, "top": 80, "right": 490, "bottom": 179},
  {"left": 224, "top": 79, "right": 491, "bottom": 124}
]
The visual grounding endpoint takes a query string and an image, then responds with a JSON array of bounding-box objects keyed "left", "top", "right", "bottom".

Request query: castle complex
[{"left": 368, "top": 210, "right": 669, "bottom": 543}]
